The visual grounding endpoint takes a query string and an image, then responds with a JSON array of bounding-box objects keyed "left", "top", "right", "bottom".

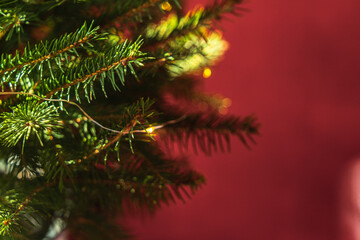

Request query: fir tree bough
[{"left": 0, "top": 0, "right": 259, "bottom": 239}]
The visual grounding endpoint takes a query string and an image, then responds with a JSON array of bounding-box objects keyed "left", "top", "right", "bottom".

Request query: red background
[{"left": 128, "top": 0, "right": 360, "bottom": 239}]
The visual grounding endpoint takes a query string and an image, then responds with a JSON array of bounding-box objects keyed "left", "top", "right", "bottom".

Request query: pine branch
[
  {"left": 1, "top": 182, "right": 55, "bottom": 230},
  {"left": 108, "top": 0, "right": 180, "bottom": 27},
  {"left": 74, "top": 141, "right": 205, "bottom": 209},
  {"left": 129, "top": 142, "right": 205, "bottom": 203},
  {"left": 0, "top": 159, "right": 202, "bottom": 238},
  {"left": 0, "top": 11, "right": 18, "bottom": 41},
  {"left": 0, "top": 101, "right": 61, "bottom": 151},
  {"left": 0, "top": 91, "right": 124, "bottom": 136},
  {"left": 76, "top": 101, "right": 184, "bottom": 162},
  {"left": 81, "top": 118, "right": 137, "bottom": 162},
  {"left": 0, "top": 8, "right": 25, "bottom": 42},
  {"left": 0, "top": 177, "right": 61, "bottom": 238},
  {"left": 144, "top": 0, "right": 246, "bottom": 47},
  {"left": 114, "top": 0, "right": 163, "bottom": 24},
  {"left": 166, "top": 29, "right": 228, "bottom": 77},
  {"left": 35, "top": 38, "right": 146, "bottom": 102},
  {"left": 0, "top": 22, "right": 103, "bottom": 91},
  {"left": 160, "top": 112, "right": 259, "bottom": 155},
  {"left": 161, "top": 76, "right": 233, "bottom": 113}
]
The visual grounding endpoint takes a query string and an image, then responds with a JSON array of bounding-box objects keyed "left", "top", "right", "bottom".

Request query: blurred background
[{"left": 128, "top": 0, "right": 360, "bottom": 239}]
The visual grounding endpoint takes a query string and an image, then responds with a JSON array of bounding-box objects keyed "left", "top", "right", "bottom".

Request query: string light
[
  {"left": 161, "top": 2, "right": 172, "bottom": 11},
  {"left": 222, "top": 98, "right": 232, "bottom": 108},
  {"left": 146, "top": 127, "right": 154, "bottom": 133},
  {"left": 203, "top": 67, "right": 212, "bottom": 78},
  {"left": 0, "top": 92, "right": 186, "bottom": 135}
]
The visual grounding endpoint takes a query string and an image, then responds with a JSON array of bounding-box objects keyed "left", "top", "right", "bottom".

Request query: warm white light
[
  {"left": 203, "top": 67, "right": 212, "bottom": 78},
  {"left": 161, "top": 2, "right": 172, "bottom": 11},
  {"left": 146, "top": 127, "right": 154, "bottom": 133}
]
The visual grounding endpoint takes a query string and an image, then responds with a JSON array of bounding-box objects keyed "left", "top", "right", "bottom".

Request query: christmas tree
[{"left": 0, "top": 0, "right": 259, "bottom": 239}]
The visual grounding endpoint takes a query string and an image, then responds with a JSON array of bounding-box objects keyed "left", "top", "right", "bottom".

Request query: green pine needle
[{"left": 0, "top": 101, "right": 62, "bottom": 150}]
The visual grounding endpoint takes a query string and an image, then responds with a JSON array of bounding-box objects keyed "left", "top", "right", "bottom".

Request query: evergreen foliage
[{"left": 0, "top": 0, "right": 259, "bottom": 239}]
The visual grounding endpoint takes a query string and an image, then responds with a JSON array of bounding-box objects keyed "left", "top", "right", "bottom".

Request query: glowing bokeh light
[
  {"left": 146, "top": 127, "right": 155, "bottom": 133},
  {"left": 222, "top": 98, "right": 232, "bottom": 108},
  {"left": 161, "top": 2, "right": 172, "bottom": 11},
  {"left": 203, "top": 67, "right": 212, "bottom": 78}
]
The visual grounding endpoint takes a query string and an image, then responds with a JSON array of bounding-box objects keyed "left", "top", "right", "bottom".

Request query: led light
[
  {"left": 203, "top": 67, "right": 212, "bottom": 78},
  {"left": 161, "top": 2, "right": 172, "bottom": 11},
  {"left": 222, "top": 98, "right": 232, "bottom": 108},
  {"left": 146, "top": 127, "right": 154, "bottom": 133}
]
